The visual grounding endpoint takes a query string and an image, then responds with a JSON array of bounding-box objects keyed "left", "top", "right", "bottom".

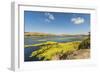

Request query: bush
[{"left": 78, "top": 37, "right": 90, "bottom": 49}]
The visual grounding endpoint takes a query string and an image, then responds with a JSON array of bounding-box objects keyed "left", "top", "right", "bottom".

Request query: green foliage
[
  {"left": 78, "top": 37, "right": 90, "bottom": 49},
  {"left": 24, "top": 41, "right": 57, "bottom": 48},
  {"left": 30, "top": 41, "right": 80, "bottom": 60}
]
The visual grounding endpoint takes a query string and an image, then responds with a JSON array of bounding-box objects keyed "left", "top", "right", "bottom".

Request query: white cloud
[
  {"left": 49, "top": 14, "right": 54, "bottom": 20},
  {"left": 71, "top": 17, "right": 84, "bottom": 24},
  {"left": 44, "top": 13, "right": 55, "bottom": 22},
  {"left": 45, "top": 19, "right": 50, "bottom": 22}
]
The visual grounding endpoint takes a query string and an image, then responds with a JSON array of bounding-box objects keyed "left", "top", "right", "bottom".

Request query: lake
[{"left": 24, "top": 36, "right": 85, "bottom": 61}]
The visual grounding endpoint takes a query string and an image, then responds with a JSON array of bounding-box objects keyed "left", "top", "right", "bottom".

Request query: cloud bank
[{"left": 71, "top": 17, "right": 84, "bottom": 24}]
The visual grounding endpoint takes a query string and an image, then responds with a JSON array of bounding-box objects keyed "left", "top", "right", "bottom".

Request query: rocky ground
[
  {"left": 52, "top": 49, "right": 90, "bottom": 60},
  {"left": 67, "top": 49, "right": 90, "bottom": 59}
]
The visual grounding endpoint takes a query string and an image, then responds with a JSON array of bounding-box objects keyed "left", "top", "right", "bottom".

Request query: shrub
[{"left": 78, "top": 37, "right": 90, "bottom": 49}]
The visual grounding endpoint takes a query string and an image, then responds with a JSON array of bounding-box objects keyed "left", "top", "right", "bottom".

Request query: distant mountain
[
  {"left": 24, "top": 32, "right": 56, "bottom": 36},
  {"left": 60, "top": 34, "right": 88, "bottom": 37},
  {"left": 24, "top": 32, "right": 88, "bottom": 37}
]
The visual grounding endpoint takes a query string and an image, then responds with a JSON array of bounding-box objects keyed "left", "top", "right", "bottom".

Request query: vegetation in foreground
[
  {"left": 24, "top": 33, "right": 90, "bottom": 61},
  {"left": 28, "top": 41, "right": 80, "bottom": 60}
]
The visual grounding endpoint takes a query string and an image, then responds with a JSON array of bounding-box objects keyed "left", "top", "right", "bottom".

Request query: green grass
[
  {"left": 29, "top": 41, "right": 80, "bottom": 60},
  {"left": 24, "top": 41, "right": 57, "bottom": 48}
]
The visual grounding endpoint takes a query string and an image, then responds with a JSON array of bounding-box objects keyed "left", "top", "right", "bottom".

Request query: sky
[{"left": 24, "top": 11, "right": 90, "bottom": 34}]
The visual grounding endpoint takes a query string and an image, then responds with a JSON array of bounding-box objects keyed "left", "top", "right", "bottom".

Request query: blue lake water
[{"left": 24, "top": 36, "right": 83, "bottom": 45}]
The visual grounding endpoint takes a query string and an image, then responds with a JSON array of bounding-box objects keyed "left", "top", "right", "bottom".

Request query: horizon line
[{"left": 24, "top": 31, "right": 90, "bottom": 35}]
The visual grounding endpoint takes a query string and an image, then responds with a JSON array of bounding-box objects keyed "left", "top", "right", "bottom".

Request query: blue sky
[{"left": 24, "top": 11, "right": 90, "bottom": 34}]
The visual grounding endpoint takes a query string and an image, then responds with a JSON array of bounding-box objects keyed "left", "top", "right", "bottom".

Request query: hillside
[
  {"left": 24, "top": 32, "right": 88, "bottom": 37},
  {"left": 24, "top": 32, "right": 56, "bottom": 36}
]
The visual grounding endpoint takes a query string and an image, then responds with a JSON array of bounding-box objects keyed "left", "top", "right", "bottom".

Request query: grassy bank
[{"left": 28, "top": 41, "right": 81, "bottom": 60}]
